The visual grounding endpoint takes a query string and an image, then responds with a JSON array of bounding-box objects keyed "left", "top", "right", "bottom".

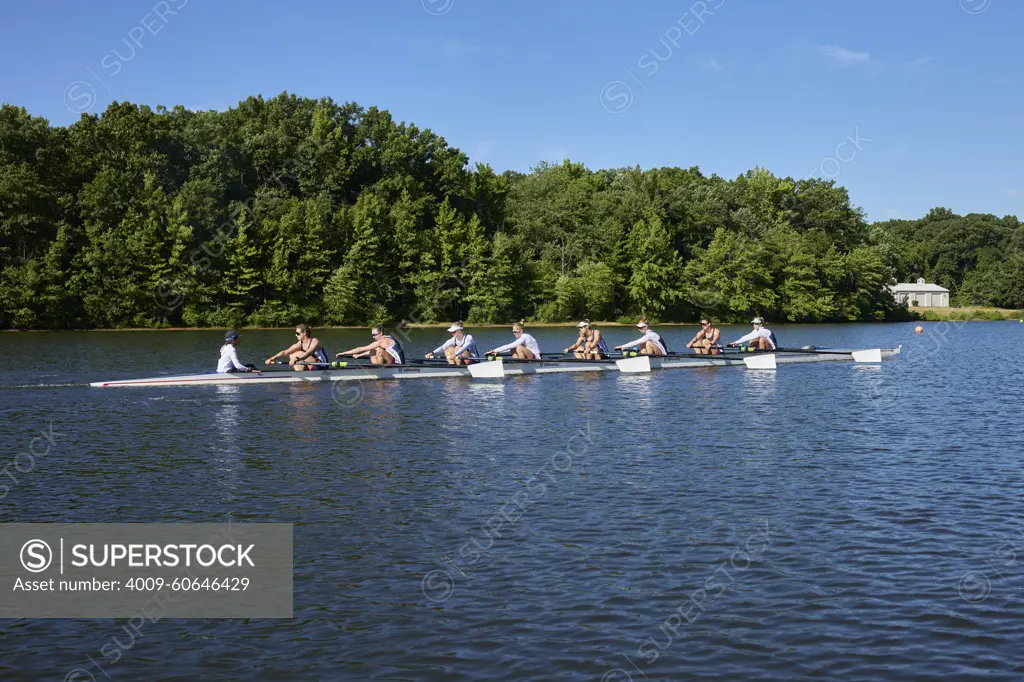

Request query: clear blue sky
[{"left": 1, "top": 0, "right": 1021, "bottom": 223}]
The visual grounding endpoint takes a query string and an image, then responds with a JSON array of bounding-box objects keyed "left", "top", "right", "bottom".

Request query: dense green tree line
[
  {"left": 873, "top": 208, "right": 1024, "bottom": 309},
  {"left": 0, "top": 93, "right": 1018, "bottom": 329}
]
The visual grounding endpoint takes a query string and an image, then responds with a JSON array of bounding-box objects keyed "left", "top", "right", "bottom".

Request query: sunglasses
[
  {"left": 294, "top": 332, "right": 302, "bottom": 336},
  {"left": 512, "top": 329, "right": 522, "bottom": 334},
  {"left": 701, "top": 322, "right": 710, "bottom": 326}
]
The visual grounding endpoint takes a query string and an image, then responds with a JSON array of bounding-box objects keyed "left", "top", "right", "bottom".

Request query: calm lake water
[{"left": 1, "top": 322, "right": 1023, "bottom": 681}]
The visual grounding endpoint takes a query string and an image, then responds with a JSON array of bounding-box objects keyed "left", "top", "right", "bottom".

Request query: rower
[
  {"left": 686, "top": 318, "right": 721, "bottom": 355},
  {"left": 338, "top": 326, "right": 406, "bottom": 365},
  {"left": 426, "top": 322, "right": 479, "bottom": 365},
  {"left": 486, "top": 320, "right": 541, "bottom": 360},
  {"left": 565, "top": 320, "right": 608, "bottom": 359},
  {"left": 217, "top": 331, "right": 257, "bottom": 373},
  {"left": 727, "top": 317, "right": 777, "bottom": 350},
  {"left": 615, "top": 317, "right": 667, "bottom": 356},
  {"left": 266, "top": 324, "right": 328, "bottom": 371}
]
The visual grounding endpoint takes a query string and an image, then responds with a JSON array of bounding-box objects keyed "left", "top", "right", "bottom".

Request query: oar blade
[
  {"left": 615, "top": 355, "right": 651, "bottom": 373},
  {"left": 851, "top": 348, "right": 882, "bottom": 363},
  {"left": 743, "top": 353, "right": 777, "bottom": 370},
  {"left": 468, "top": 359, "right": 505, "bottom": 378}
]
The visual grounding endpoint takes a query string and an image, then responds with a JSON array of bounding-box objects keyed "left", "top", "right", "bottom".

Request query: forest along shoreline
[
  {"left": 3, "top": 93, "right": 1022, "bottom": 331},
  {"left": 3, "top": 308, "right": 1022, "bottom": 333}
]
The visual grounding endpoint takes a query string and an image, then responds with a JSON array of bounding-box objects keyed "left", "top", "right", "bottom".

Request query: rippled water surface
[{"left": 2, "top": 322, "right": 1023, "bottom": 681}]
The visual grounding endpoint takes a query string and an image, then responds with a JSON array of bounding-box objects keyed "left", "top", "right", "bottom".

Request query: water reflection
[
  {"left": 447, "top": 379, "right": 507, "bottom": 405},
  {"left": 211, "top": 385, "right": 243, "bottom": 499},
  {"left": 742, "top": 367, "right": 777, "bottom": 392},
  {"left": 285, "top": 384, "right": 321, "bottom": 440},
  {"left": 614, "top": 372, "right": 655, "bottom": 409}
]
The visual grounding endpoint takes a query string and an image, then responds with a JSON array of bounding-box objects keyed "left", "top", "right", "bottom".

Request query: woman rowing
[
  {"left": 565, "top": 320, "right": 608, "bottom": 359},
  {"left": 426, "top": 322, "right": 479, "bottom": 365},
  {"left": 266, "top": 324, "right": 329, "bottom": 370},
  {"left": 615, "top": 317, "right": 667, "bottom": 356},
  {"left": 727, "top": 317, "right": 777, "bottom": 350},
  {"left": 337, "top": 325, "right": 406, "bottom": 365},
  {"left": 685, "top": 318, "right": 721, "bottom": 355},
  {"left": 486, "top": 320, "right": 541, "bottom": 360}
]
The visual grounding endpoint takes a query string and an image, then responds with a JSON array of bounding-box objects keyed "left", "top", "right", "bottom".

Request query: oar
[
  {"left": 474, "top": 353, "right": 654, "bottom": 375},
  {"left": 765, "top": 347, "right": 883, "bottom": 363},
  {"left": 268, "top": 360, "right": 338, "bottom": 368},
  {"left": 658, "top": 345, "right": 883, "bottom": 363},
  {"left": 267, "top": 359, "right": 378, "bottom": 370},
  {"left": 482, "top": 354, "right": 619, "bottom": 364}
]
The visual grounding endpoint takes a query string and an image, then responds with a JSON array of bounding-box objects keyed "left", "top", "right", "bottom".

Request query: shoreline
[
  {"left": 3, "top": 311, "right": 1022, "bottom": 333},
  {"left": 909, "top": 306, "right": 1023, "bottom": 322}
]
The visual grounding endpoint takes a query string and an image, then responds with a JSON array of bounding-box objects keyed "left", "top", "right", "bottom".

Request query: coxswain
[
  {"left": 426, "top": 322, "right": 479, "bottom": 365},
  {"left": 338, "top": 326, "right": 406, "bottom": 365},
  {"left": 266, "top": 324, "right": 328, "bottom": 370},
  {"left": 615, "top": 317, "right": 667, "bottom": 356},
  {"left": 565, "top": 320, "right": 608, "bottom": 359},
  {"left": 486, "top": 320, "right": 541, "bottom": 360},
  {"left": 685, "top": 318, "right": 721, "bottom": 355},
  {"left": 217, "top": 331, "right": 257, "bottom": 373},
  {"left": 727, "top": 317, "right": 777, "bottom": 350}
]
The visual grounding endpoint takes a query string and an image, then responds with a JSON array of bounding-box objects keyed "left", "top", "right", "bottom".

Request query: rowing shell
[{"left": 89, "top": 347, "right": 900, "bottom": 387}]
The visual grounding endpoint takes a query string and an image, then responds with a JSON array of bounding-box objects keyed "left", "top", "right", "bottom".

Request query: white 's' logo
[{"left": 20, "top": 539, "right": 52, "bottom": 573}]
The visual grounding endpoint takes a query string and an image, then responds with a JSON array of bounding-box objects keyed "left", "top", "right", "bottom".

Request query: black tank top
[
  {"left": 383, "top": 335, "right": 406, "bottom": 363},
  {"left": 301, "top": 338, "right": 328, "bottom": 365}
]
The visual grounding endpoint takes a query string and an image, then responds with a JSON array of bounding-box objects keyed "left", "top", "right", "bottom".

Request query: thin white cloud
[
  {"left": 694, "top": 57, "right": 724, "bottom": 72},
  {"left": 367, "top": 35, "right": 497, "bottom": 59},
  {"left": 1005, "top": 188, "right": 1019, "bottom": 197},
  {"left": 442, "top": 40, "right": 479, "bottom": 58},
  {"left": 819, "top": 44, "right": 870, "bottom": 68},
  {"left": 906, "top": 56, "right": 933, "bottom": 72}
]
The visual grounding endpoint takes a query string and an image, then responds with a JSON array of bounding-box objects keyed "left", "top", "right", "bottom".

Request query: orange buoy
[{"left": 914, "top": 326, "right": 924, "bottom": 333}]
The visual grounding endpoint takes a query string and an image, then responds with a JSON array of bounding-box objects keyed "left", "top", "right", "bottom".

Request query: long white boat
[{"left": 90, "top": 346, "right": 900, "bottom": 387}]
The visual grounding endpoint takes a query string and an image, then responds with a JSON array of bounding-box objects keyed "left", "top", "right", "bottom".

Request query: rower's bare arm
[
  {"left": 270, "top": 341, "right": 302, "bottom": 363},
  {"left": 338, "top": 342, "right": 374, "bottom": 357}
]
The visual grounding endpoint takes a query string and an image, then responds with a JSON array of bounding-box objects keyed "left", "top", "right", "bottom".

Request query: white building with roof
[{"left": 890, "top": 278, "right": 950, "bottom": 307}]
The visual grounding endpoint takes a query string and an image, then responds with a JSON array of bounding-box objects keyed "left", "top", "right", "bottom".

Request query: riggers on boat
[{"left": 90, "top": 346, "right": 900, "bottom": 387}]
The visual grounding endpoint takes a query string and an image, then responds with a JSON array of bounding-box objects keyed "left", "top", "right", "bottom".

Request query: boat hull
[{"left": 90, "top": 347, "right": 900, "bottom": 387}]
